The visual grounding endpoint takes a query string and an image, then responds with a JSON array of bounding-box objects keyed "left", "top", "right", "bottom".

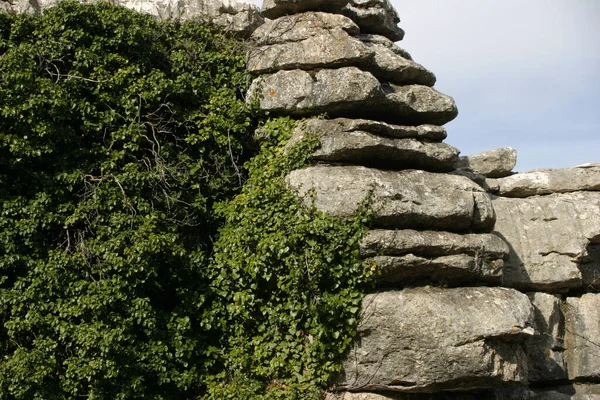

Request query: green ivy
[
  {"left": 0, "top": 3, "right": 375, "bottom": 399},
  {"left": 203, "top": 118, "right": 375, "bottom": 399}
]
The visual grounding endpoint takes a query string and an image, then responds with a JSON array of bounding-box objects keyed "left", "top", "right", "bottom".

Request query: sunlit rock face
[{"left": 2, "top": 0, "right": 264, "bottom": 36}]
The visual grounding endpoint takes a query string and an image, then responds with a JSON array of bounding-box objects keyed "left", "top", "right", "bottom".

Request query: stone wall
[
  {"left": 243, "top": 1, "right": 600, "bottom": 399},
  {"left": 2, "top": 0, "right": 599, "bottom": 398}
]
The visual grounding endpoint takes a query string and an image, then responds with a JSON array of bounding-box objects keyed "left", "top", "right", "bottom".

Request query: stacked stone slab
[
  {"left": 451, "top": 149, "right": 600, "bottom": 395},
  {"left": 247, "top": 1, "right": 600, "bottom": 398},
  {"left": 246, "top": 0, "right": 549, "bottom": 396},
  {"left": 3, "top": 0, "right": 599, "bottom": 397}
]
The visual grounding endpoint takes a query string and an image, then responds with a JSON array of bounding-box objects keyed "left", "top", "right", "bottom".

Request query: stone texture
[
  {"left": 360, "top": 36, "right": 436, "bottom": 86},
  {"left": 249, "top": 21, "right": 435, "bottom": 86},
  {"left": 325, "top": 390, "right": 600, "bottom": 400},
  {"left": 288, "top": 118, "right": 448, "bottom": 142},
  {"left": 249, "top": 68, "right": 458, "bottom": 125},
  {"left": 336, "top": 287, "right": 534, "bottom": 392},
  {"left": 579, "top": 242, "right": 600, "bottom": 292},
  {"left": 492, "top": 192, "right": 600, "bottom": 292},
  {"left": 262, "top": 0, "right": 405, "bottom": 41},
  {"left": 525, "top": 292, "right": 567, "bottom": 383},
  {"left": 360, "top": 229, "right": 509, "bottom": 258},
  {"left": 286, "top": 120, "right": 458, "bottom": 172},
  {"left": 247, "top": 29, "right": 373, "bottom": 74},
  {"left": 251, "top": 12, "right": 360, "bottom": 45},
  {"left": 565, "top": 294, "right": 600, "bottom": 381},
  {"left": 489, "top": 165, "right": 600, "bottom": 198},
  {"left": 372, "top": 254, "right": 503, "bottom": 287},
  {"left": 325, "top": 392, "right": 502, "bottom": 400},
  {"left": 358, "top": 33, "right": 413, "bottom": 60},
  {"left": 456, "top": 147, "right": 517, "bottom": 178},
  {"left": 340, "top": 0, "right": 404, "bottom": 41},
  {"left": 361, "top": 230, "right": 508, "bottom": 286},
  {"left": 571, "top": 384, "right": 600, "bottom": 399},
  {"left": 261, "top": 0, "right": 348, "bottom": 18},
  {"left": 286, "top": 166, "right": 495, "bottom": 232},
  {"left": 4, "top": 0, "right": 264, "bottom": 36}
]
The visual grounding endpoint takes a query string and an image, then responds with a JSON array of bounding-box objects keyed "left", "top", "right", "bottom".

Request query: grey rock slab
[
  {"left": 6, "top": 0, "right": 264, "bottom": 36},
  {"left": 262, "top": 0, "right": 349, "bottom": 18},
  {"left": 249, "top": 24, "right": 434, "bottom": 86},
  {"left": 362, "top": 230, "right": 508, "bottom": 285},
  {"left": 341, "top": 0, "right": 405, "bottom": 41},
  {"left": 336, "top": 287, "right": 534, "bottom": 392},
  {"left": 248, "top": 67, "right": 382, "bottom": 116},
  {"left": 251, "top": 12, "right": 360, "bottom": 45},
  {"left": 262, "top": 0, "right": 405, "bottom": 41},
  {"left": 289, "top": 118, "right": 448, "bottom": 142},
  {"left": 489, "top": 165, "right": 600, "bottom": 198},
  {"left": 286, "top": 120, "right": 458, "bottom": 172},
  {"left": 360, "top": 36, "right": 436, "bottom": 86},
  {"left": 456, "top": 147, "right": 517, "bottom": 178},
  {"left": 247, "top": 29, "right": 373, "bottom": 74},
  {"left": 565, "top": 294, "right": 600, "bottom": 381},
  {"left": 372, "top": 253, "right": 503, "bottom": 287},
  {"left": 325, "top": 392, "right": 502, "bottom": 400},
  {"left": 286, "top": 165, "right": 495, "bottom": 232},
  {"left": 579, "top": 242, "right": 600, "bottom": 292},
  {"left": 492, "top": 192, "right": 600, "bottom": 292},
  {"left": 571, "top": 384, "right": 600, "bottom": 399},
  {"left": 360, "top": 229, "right": 509, "bottom": 258},
  {"left": 357, "top": 33, "right": 413, "bottom": 60},
  {"left": 525, "top": 292, "right": 568, "bottom": 382},
  {"left": 249, "top": 68, "right": 458, "bottom": 125},
  {"left": 382, "top": 83, "right": 458, "bottom": 125}
]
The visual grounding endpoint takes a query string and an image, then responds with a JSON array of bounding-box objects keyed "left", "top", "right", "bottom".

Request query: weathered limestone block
[
  {"left": 262, "top": 0, "right": 405, "bottom": 41},
  {"left": 5, "top": 0, "right": 264, "bottom": 36},
  {"left": 247, "top": 29, "right": 373, "bottom": 73},
  {"left": 525, "top": 293, "right": 567, "bottom": 382},
  {"left": 360, "top": 36, "right": 436, "bottom": 86},
  {"left": 249, "top": 67, "right": 381, "bottom": 115},
  {"left": 361, "top": 230, "right": 507, "bottom": 286},
  {"left": 325, "top": 390, "right": 600, "bottom": 400},
  {"left": 489, "top": 165, "right": 600, "bottom": 198},
  {"left": 251, "top": 12, "right": 360, "bottom": 45},
  {"left": 492, "top": 192, "right": 600, "bottom": 292},
  {"left": 325, "top": 392, "right": 498, "bottom": 400},
  {"left": 286, "top": 120, "right": 458, "bottom": 171},
  {"left": 571, "top": 384, "right": 600, "bottom": 399},
  {"left": 579, "top": 242, "right": 600, "bottom": 292},
  {"left": 262, "top": 0, "right": 348, "bottom": 18},
  {"left": 336, "top": 287, "right": 534, "bottom": 393},
  {"left": 249, "top": 68, "right": 458, "bottom": 125},
  {"left": 288, "top": 118, "right": 448, "bottom": 142},
  {"left": 249, "top": 17, "right": 434, "bottom": 86},
  {"left": 341, "top": 0, "right": 404, "bottom": 41},
  {"left": 565, "top": 294, "right": 600, "bottom": 381},
  {"left": 286, "top": 166, "right": 495, "bottom": 232},
  {"left": 358, "top": 33, "right": 413, "bottom": 60},
  {"left": 372, "top": 254, "right": 503, "bottom": 287},
  {"left": 361, "top": 229, "right": 509, "bottom": 258},
  {"left": 456, "top": 147, "right": 517, "bottom": 178}
]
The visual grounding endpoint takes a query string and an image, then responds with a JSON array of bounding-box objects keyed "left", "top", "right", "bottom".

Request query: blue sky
[{"left": 249, "top": 1, "right": 600, "bottom": 172}]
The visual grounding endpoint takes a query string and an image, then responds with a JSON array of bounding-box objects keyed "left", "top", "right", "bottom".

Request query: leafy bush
[
  {"left": 0, "top": 3, "right": 374, "bottom": 399},
  {"left": 0, "top": 3, "right": 252, "bottom": 398},
  {"left": 204, "top": 118, "right": 375, "bottom": 399}
]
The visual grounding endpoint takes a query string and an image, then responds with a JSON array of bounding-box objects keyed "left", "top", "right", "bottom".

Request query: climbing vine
[{"left": 0, "top": 3, "right": 375, "bottom": 399}]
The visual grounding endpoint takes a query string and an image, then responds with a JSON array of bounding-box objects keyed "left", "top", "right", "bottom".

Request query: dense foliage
[
  {"left": 0, "top": 3, "right": 374, "bottom": 399},
  {"left": 204, "top": 118, "right": 375, "bottom": 399}
]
